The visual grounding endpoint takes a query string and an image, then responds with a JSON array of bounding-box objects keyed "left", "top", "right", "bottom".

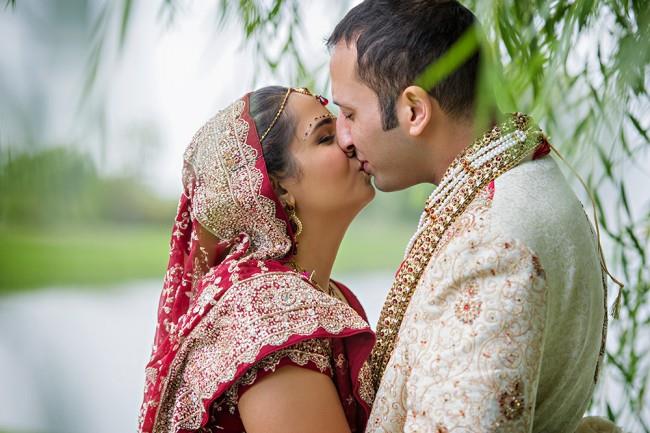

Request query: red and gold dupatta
[{"left": 138, "top": 94, "right": 375, "bottom": 433}]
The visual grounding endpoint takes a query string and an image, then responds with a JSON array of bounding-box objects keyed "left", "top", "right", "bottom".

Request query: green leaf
[
  {"left": 626, "top": 226, "right": 647, "bottom": 261},
  {"left": 606, "top": 402, "right": 616, "bottom": 421},
  {"left": 628, "top": 113, "right": 650, "bottom": 143},
  {"left": 619, "top": 182, "right": 632, "bottom": 219},
  {"left": 596, "top": 145, "right": 614, "bottom": 180},
  {"left": 414, "top": 25, "right": 480, "bottom": 91},
  {"left": 118, "top": 0, "right": 133, "bottom": 51}
]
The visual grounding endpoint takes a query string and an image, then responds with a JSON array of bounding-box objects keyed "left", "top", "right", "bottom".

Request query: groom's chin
[{"left": 373, "top": 176, "right": 411, "bottom": 193}]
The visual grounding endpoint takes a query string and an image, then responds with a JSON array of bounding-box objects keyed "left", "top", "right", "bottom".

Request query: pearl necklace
[
  {"left": 404, "top": 129, "right": 527, "bottom": 258},
  {"left": 370, "top": 113, "right": 543, "bottom": 389}
]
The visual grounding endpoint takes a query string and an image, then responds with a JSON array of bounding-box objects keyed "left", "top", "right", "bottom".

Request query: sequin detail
[
  {"left": 153, "top": 272, "right": 369, "bottom": 432},
  {"left": 357, "top": 361, "right": 376, "bottom": 407},
  {"left": 216, "top": 338, "right": 333, "bottom": 414},
  {"left": 182, "top": 99, "right": 292, "bottom": 262},
  {"left": 498, "top": 380, "right": 526, "bottom": 420},
  {"left": 371, "top": 113, "right": 545, "bottom": 389}
]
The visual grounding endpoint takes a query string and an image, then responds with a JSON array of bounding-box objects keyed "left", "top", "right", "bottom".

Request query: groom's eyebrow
[{"left": 333, "top": 99, "right": 351, "bottom": 109}]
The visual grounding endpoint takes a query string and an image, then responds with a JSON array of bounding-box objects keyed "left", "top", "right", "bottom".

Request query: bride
[{"left": 138, "top": 86, "right": 376, "bottom": 433}]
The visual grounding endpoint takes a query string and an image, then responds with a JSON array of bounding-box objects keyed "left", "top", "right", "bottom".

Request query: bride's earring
[{"left": 286, "top": 204, "right": 303, "bottom": 237}]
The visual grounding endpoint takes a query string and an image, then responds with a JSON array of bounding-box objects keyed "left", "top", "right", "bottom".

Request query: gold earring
[{"left": 286, "top": 204, "right": 303, "bottom": 237}]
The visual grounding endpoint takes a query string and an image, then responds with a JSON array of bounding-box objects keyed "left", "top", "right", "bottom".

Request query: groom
[{"left": 328, "top": 1, "right": 609, "bottom": 431}]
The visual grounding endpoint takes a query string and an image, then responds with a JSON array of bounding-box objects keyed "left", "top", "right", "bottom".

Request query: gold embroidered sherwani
[{"left": 367, "top": 115, "right": 606, "bottom": 433}]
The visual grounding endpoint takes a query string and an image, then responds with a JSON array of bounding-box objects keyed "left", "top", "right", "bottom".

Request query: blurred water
[{"left": 0, "top": 272, "right": 393, "bottom": 433}]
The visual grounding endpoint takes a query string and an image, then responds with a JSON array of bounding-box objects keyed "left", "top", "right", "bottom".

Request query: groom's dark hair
[{"left": 327, "top": 0, "right": 480, "bottom": 130}]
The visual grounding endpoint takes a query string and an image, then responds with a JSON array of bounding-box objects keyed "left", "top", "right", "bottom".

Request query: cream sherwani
[{"left": 367, "top": 155, "right": 606, "bottom": 432}]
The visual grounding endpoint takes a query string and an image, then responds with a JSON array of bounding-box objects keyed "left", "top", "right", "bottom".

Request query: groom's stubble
[
  {"left": 327, "top": 0, "right": 482, "bottom": 189},
  {"left": 330, "top": 41, "right": 442, "bottom": 192}
]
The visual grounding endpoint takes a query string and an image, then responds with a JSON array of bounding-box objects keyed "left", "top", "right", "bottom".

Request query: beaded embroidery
[{"left": 370, "top": 113, "right": 545, "bottom": 389}]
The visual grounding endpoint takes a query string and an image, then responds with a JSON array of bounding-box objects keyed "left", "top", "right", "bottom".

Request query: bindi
[{"left": 303, "top": 114, "right": 336, "bottom": 138}]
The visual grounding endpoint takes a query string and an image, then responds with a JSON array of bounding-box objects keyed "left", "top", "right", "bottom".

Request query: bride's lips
[{"left": 359, "top": 160, "right": 370, "bottom": 175}]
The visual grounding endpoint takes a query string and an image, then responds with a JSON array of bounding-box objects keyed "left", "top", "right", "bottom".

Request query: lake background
[{"left": 0, "top": 273, "right": 393, "bottom": 433}]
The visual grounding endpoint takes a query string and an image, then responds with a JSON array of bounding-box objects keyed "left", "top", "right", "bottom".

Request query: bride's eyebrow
[{"left": 303, "top": 116, "right": 335, "bottom": 138}]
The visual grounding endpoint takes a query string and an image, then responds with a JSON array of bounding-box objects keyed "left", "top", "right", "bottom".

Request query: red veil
[{"left": 138, "top": 94, "right": 375, "bottom": 433}]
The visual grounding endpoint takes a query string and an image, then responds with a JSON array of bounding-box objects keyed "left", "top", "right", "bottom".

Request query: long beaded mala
[{"left": 370, "top": 113, "right": 545, "bottom": 390}]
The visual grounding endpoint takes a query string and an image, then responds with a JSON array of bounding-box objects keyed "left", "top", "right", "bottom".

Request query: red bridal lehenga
[{"left": 138, "top": 94, "right": 376, "bottom": 433}]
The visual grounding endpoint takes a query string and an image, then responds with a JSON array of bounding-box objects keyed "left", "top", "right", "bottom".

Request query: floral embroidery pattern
[
  {"left": 215, "top": 338, "right": 333, "bottom": 414},
  {"left": 367, "top": 186, "right": 548, "bottom": 432},
  {"left": 153, "top": 272, "right": 370, "bottom": 433},
  {"left": 182, "top": 99, "right": 292, "bottom": 262},
  {"left": 335, "top": 353, "right": 347, "bottom": 369},
  {"left": 357, "top": 361, "right": 376, "bottom": 408},
  {"left": 371, "top": 114, "right": 545, "bottom": 388},
  {"left": 454, "top": 293, "right": 482, "bottom": 324}
]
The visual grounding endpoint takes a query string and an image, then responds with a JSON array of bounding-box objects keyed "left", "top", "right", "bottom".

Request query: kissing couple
[{"left": 139, "top": 1, "right": 621, "bottom": 432}]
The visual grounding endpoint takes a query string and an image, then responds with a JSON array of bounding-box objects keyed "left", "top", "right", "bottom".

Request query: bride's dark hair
[{"left": 249, "top": 86, "right": 300, "bottom": 183}]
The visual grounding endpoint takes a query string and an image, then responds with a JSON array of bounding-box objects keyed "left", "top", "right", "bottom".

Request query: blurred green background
[
  {"left": 0, "top": 146, "right": 425, "bottom": 293},
  {"left": 0, "top": 0, "right": 648, "bottom": 432}
]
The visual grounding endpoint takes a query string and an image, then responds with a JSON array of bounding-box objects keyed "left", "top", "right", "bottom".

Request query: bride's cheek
[{"left": 329, "top": 149, "right": 349, "bottom": 173}]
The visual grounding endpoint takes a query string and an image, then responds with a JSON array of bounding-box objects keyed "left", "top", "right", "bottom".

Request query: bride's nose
[{"left": 336, "top": 115, "right": 355, "bottom": 157}]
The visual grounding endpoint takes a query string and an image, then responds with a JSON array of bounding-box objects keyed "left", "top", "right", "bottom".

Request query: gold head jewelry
[{"left": 260, "top": 87, "right": 317, "bottom": 143}]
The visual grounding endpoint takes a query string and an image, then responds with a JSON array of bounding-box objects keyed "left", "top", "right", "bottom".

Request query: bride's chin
[
  {"left": 346, "top": 187, "right": 375, "bottom": 213},
  {"left": 361, "top": 183, "right": 376, "bottom": 204}
]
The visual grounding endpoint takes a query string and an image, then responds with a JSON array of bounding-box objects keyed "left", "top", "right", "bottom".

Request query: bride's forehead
[{"left": 289, "top": 94, "right": 334, "bottom": 123}]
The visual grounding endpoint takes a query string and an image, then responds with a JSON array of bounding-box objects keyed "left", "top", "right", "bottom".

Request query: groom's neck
[
  {"left": 429, "top": 116, "right": 475, "bottom": 185},
  {"left": 428, "top": 110, "right": 500, "bottom": 185}
]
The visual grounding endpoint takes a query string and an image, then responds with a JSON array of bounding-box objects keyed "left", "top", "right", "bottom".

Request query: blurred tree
[{"left": 0, "top": 148, "right": 176, "bottom": 226}]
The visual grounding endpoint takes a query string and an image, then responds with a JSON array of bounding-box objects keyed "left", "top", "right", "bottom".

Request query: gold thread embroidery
[
  {"left": 497, "top": 379, "right": 526, "bottom": 420},
  {"left": 370, "top": 114, "right": 545, "bottom": 390},
  {"left": 358, "top": 361, "right": 376, "bottom": 407},
  {"left": 182, "top": 99, "right": 292, "bottom": 263},
  {"left": 153, "top": 272, "right": 369, "bottom": 432},
  {"left": 216, "top": 338, "right": 333, "bottom": 414}
]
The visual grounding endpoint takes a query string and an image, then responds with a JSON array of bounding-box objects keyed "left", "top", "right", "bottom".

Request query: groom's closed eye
[{"left": 332, "top": 100, "right": 354, "bottom": 121}]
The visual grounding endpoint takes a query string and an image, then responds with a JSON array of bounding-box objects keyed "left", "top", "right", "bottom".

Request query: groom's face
[{"left": 330, "top": 41, "right": 417, "bottom": 192}]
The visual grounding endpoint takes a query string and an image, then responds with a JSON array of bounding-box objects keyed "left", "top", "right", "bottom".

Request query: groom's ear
[{"left": 399, "top": 86, "right": 434, "bottom": 137}]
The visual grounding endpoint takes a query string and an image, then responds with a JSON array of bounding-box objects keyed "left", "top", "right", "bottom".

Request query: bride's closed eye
[{"left": 317, "top": 134, "right": 336, "bottom": 144}]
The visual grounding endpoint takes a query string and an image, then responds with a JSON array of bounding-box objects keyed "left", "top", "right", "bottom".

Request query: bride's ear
[
  {"left": 270, "top": 176, "right": 296, "bottom": 210},
  {"left": 279, "top": 192, "right": 296, "bottom": 211},
  {"left": 269, "top": 175, "right": 296, "bottom": 208},
  {"left": 398, "top": 86, "right": 433, "bottom": 137}
]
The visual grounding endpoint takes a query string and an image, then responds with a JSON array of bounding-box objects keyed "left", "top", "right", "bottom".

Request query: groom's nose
[{"left": 336, "top": 115, "right": 355, "bottom": 158}]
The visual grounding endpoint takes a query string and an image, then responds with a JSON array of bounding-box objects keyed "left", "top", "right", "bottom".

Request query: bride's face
[{"left": 281, "top": 93, "right": 375, "bottom": 219}]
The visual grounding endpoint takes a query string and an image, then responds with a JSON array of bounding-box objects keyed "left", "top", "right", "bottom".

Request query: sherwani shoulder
[{"left": 367, "top": 156, "right": 606, "bottom": 433}]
